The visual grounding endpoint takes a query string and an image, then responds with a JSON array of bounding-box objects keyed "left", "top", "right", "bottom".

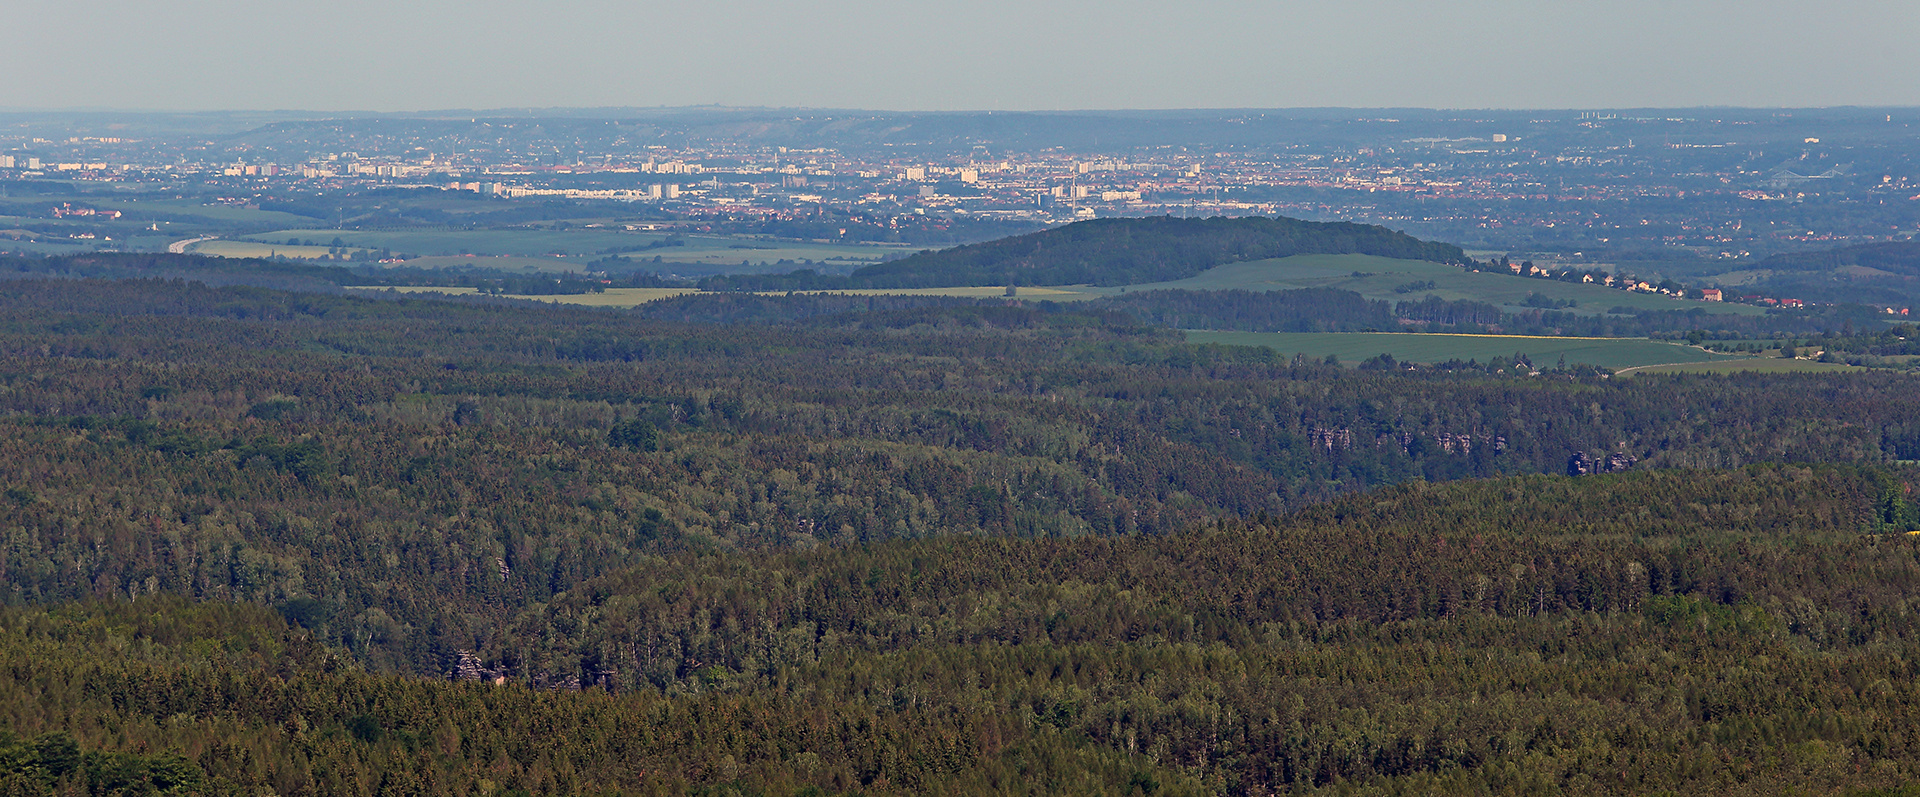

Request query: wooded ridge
[
  {"left": 0, "top": 267, "right": 1917, "bottom": 794},
  {"left": 700, "top": 216, "right": 1470, "bottom": 290}
]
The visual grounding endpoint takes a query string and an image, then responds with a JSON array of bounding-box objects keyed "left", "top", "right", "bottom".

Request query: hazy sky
[{"left": 8, "top": 0, "right": 1917, "bottom": 111}]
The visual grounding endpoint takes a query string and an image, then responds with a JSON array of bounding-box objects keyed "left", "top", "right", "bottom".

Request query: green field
[
  {"left": 397, "top": 254, "right": 603, "bottom": 271},
  {"left": 1062, "top": 254, "right": 1764, "bottom": 317},
  {"left": 792, "top": 286, "right": 1091, "bottom": 300},
  {"left": 0, "top": 206, "right": 182, "bottom": 255},
  {"left": 1618, "top": 358, "right": 1867, "bottom": 376},
  {"left": 0, "top": 236, "right": 108, "bottom": 255},
  {"left": 1187, "top": 330, "right": 1755, "bottom": 370},
  {"left": 24, "top": 195, "right": 320, "bottom": 228},
  {"left": 178, "top": 245, "right": 1763, "bottom": 328},
  {"left": 349, "top": 286, "right": 1060, "bottom": 307},
  {"left": 191, "top": 246, "right": 622, "bottom": 272},
  {"left": 189, "top": 240, "right": 372, "bottom": 260},
  {"left": 233, "top": 229, "right": 900, "bottom": 266}
]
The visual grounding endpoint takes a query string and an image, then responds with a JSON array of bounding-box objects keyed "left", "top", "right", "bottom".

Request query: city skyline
[{"left": 5, "top": 107, "right": 1911, "bottom": 278}]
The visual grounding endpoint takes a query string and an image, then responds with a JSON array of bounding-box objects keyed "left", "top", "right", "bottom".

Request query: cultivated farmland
[{"left": 1091, "top": 253, "right": 1764, "bottom": 317}]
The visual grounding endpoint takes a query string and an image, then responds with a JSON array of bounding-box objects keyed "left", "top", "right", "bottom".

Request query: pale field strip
[
  {"left": 344, "top": 287, "right": 701, "bottom": 305},
  {"left": 346, "top": 285, "right": 1086, "bottom": 306}
]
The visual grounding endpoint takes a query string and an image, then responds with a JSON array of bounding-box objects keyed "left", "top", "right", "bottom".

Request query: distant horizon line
[{"left": 2, "top": 104, "right": 1918, "bottom": 118}]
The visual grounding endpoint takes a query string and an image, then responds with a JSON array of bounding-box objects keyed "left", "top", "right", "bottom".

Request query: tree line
[{"left": 701, "top": 216, "right": 1470, "bottom": 291}]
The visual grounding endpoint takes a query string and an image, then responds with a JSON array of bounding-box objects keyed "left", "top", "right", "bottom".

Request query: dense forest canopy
[
  {"left": 0, "top": 274, "right": 1918, "bottom": 671},
  {"left": 2, "top": 466, "right": 1919, "bottom": 795},
  {"left": 1749, "top": 241, "right": 1920, "bottom": 277},
  {"left": 0, "top": 257, "right": 1919, "bottom": 794},
  {"left": 1710, "top": 240, "right": 1920, "bottom": 307}
]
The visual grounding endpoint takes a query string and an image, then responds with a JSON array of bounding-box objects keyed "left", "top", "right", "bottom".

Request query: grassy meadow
[
  {"left": 29, "top": 195, "right": 320, "bottom": 227},
  {"left": 178, "top": 244, "right": 1762, "bottom": 330},
  {"left": 1079, "top": 253, "right": 1764, "bottom": 317},
  {"left": 789, "top": 285, "right": 1093, "bottom": 300},
  {"left": 347, "top": 286, "right": 1046, "bottom": 307},
  {"left": 233, "top": 229, "right": 899, "bottom": 267},
  {"left": 636, "top": 254, "right": 1741, "bottom": 314},
  {"left": 394, "top": 254, "right": 607, "bottom": 272},
  {"left": 188, "top": 240, "right": 371, "bottom": 260}
]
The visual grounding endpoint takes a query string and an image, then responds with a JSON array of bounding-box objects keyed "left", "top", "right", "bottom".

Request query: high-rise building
[{"left": 0, "top": 156, "right": 13, "bottom": 169}]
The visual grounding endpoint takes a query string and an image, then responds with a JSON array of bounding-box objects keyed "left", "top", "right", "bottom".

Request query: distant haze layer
[{"left": 2, "top": 0, "right": 1916, "bottom": 111}]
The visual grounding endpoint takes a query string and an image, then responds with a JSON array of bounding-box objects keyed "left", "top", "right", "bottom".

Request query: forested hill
[
  {"left": 705, "top": 215, "right": 1470, "bottom": 290},
  {"left": 1717, "top": 240, "right": 1920, "bottom": 306},
  {"left": 1752, "top": 241, "right": 1920, "bottom": 276}
]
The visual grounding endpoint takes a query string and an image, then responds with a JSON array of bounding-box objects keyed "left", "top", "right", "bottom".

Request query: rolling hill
[
  {"left": 704, "top": 215, "right": 1468, "bottom": 290},
  {"left": 1708, "top": 240, "right": 1920, "bottom": 306}
]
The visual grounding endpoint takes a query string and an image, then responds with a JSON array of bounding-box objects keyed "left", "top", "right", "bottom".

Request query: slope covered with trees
[
  {"left": 2, "top": 466, "right": 1919, "bottom": 795},
  {"left": 1750, "top": 241, "right": 1920, "bottom": 277},
  {"left": 0, "top": 598, "right": 1187, "bottom": 796},
  {"left": 702, "top": 216, "right": 1470, "bottom": 290},
  {"left": 0, "top": 274, "right": 1918, "bottom": 675},
  {"left": 1712, "top": 241, "right": 1920, "bottom": 306},
  {"left": 0, "top": 263, "right": 1919, "bottom": 793}
]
